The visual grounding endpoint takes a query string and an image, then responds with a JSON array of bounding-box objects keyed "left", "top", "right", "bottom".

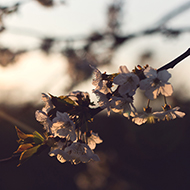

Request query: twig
[
  {"left": 157, "top": 48, "right": 190, "bottom": 72},
  {"left": 0, "top": 154, "right": 20, "bottom": 163}
]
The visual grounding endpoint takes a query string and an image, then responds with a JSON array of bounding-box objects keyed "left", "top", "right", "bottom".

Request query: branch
[
  {"left": 0, "top": 154, "right": 20, "bottom": 163},
  {"left": 157, "top": 48, "right": 190, "bottom": 72},
  {"left": 154, "top": 1, "right": 190, "bottom": 27}
]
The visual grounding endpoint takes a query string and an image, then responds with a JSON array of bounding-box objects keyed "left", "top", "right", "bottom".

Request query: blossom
[
  {"left": 51, "top": 112, "right": 76, "bottom": 141},
  {"left": 68, "top": 91, "right": 90, "bottom": 106},
  {"left": 82, "top": 131, "right": 103, "bottom": 150},
  {"left": 93, "top": 89, "right": 112, "bottom": 116},
  {"left": 154, "top": 106, "right": 185, "bottom": 121},
  {"left": 113, "top": 66, "right": 139, "bottom": 97},
  {"left": 41, "top": 93, "right": 54, "bottom": 113},
  {"left": 91, "top": 65, "right": 112, "bottom": 94},
  {"left": 35, "top": 110, "right": 52, "bottom": 133},
  {"left": 91, "top": 65, "right": 104, "bottom": 90},
  {"left": 35, "top": 93, "right": 54, "bottom": 133},
  {"left": 132, "top": 107, "right": 162, "bottom": 125},
  {"left": 64, "top": 142, "right": 100, "bottom": 164},
  {"left": 139, "top": 67, "right": 173, "bottom": 99},
  {"left": 49, "top": 140, "right": 72, "bottom": 163},
  {"left": 110, "top": 96, "right": 134, "bottom": 119}
]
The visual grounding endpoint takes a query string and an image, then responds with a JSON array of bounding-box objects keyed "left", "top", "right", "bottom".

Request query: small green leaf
[
  {"left": 33, "top": 131, "right": 44, "bottom": 144},
  {"left": 49, "top": 94, "right": 78, "bottom": 113},
  {"left": 58, "top": 95, "right": 77, "bottom": 106},
  {"left": 17, "top": 144, "right": 41, "bottom": 167}
]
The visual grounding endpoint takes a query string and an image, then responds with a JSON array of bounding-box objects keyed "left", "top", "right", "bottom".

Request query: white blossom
[
  {"left": 41, "top": 93, "right": 54, "bottom": 113},
  {"left": 93, "top": 89, "right": 112, "bottom": 116},
  {"left": 68, "top": 91, "right": 90, "bottom": 105},
  {"left": 110, "top": 96, "right": 134, "bottom": 119},
  {"left": 91, "top": 65, "right": 112, "bottom": 94},
  {"left": 132, "top": 111, "right": 162, "bottom": 125},
  {"left": 64, "top": 142, "right": 100, "bottom": 164},
  {"left": 91, "top": 65, "right": 104, "bottom": 90},
  {"left": 35, "top": 110, "right": 52, "bottom": 133},
  {"left": 35, "top": 93, "right": 54, "bottom": 133},
  {"left": 139, "top": 67, "right": 173, "bottom": 99},
  {"left": 82, "top": 131, "right": 103, "bottom": 150},
  {"left": 113, "top": 66, "right": 139, "bottom": 97},
  {"left": 49, "top": 141, "right": 72, "bottom": 163},
  {"left": 154, "top": 106, "right": 185, "bottom": 121},
  {"left": 51, "top": 112, "right": 76, "bottom": 141}
]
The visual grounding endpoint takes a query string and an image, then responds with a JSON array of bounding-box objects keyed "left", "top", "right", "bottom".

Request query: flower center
[
  {"left": 127, "top": 76, "right": 133, "bottom": 83},
  {"left": 63, "top": 121, "right": 72, "bottom": 128},
  {"left": 153, "top": 78, "right": 160, "bottom": 86}
]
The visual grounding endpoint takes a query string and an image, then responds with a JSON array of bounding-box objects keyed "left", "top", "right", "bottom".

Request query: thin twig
[
  {"left": 0, "top": 154, "right": 20, "bottom": 163},
  {"left": 157, "top": 48, "right": 190, "bottom": 72}
]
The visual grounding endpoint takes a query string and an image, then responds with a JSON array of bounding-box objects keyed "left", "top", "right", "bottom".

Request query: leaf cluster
[{"left": 14, "top": 127, "right": 46, "bottom": 166}]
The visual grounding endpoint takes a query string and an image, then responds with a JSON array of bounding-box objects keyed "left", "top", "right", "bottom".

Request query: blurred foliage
[{"left": 0, "top": 0, "right": 190, "bottom": 90}]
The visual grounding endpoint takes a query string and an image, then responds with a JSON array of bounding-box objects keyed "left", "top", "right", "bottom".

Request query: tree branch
[{"left": 157, "top": 48, "right": 190, "bottom": 72}]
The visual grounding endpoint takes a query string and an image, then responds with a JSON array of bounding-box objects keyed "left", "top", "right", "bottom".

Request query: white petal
[
  {"left": 91, "top": 132, "right": 103, "bottom": 144},
  {"left": 57, "top": 154, "right": 67, "bottom": 163},
  {"left": 144, "top": 87, "right": 160, "bottom": 99},
  {"left": 35, "top": 110, "right": 48, "bottom": 122},
  {"left": 132, "top": 117, "right": 147, "bottom": 125},
  {"left": 174, "top": 111, "right": 185, "bottom": 118},
  {"left": 139, "top": 78, "right": 152, "bottom": 90},
  {"left": 91, "top": 153, "right": 100, "bottom": 161},
  {"left": 118, "top": 66, "right": 130, "bottom": 73},
  {"left": 113, "top": 74, "right": 128, "bottom": 85},
  {"left": 144, "top": 67, "right": 157, "bottom": 78},
  {"left": 87, "top": 139, "right": 96, "bottom": 150},
  {"left": 160, "top": 84, "right": 173, "bottom": 97},
  {"left": 157, "top": 70, "right": 171, "bottom": 83}
]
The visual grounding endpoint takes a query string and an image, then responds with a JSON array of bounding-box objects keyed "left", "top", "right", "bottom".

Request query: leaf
[
  {"left": 15, "top": 126, "right": 34, "bottom": 144},
  {"left": 58, "top": 95, "right": 77, "bottom": 106},
  {"left": 33, "top": 131, "right": 44, "bottom": 145},
  {"left": 49, "top": 94, "right": 76, "bottom": 106},
  {"left": 14, "top": 143, "right": 33, "bottom": 154},
  {"left": 49, "top": 94, "right": 78, "bottom": 114},
  {"left": 17, "top": 144, "right": 41, "bottom": 167}
]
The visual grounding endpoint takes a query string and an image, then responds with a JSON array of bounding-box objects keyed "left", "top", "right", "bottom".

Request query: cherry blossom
[
  {"left": 82, "top": 131, "right": 103, "bottom": 150},
  {"left": 64, "top": 142, "right": 100, "bottom": 164},
  {"left": 132, "top": 112, "right": 161, "bottom": 125},
  {"left": 110, "top": 96, "right": 135, "bottom": 119},
  {"left": 49, "top": 140, "right": 73, "bottom": 163},
  {"left": 35, "top": 110, "right": 52, "bottom": 133},
  {"left": 154, "top": 105, "right": 185, "bottom": 121},
  {"left": 51, "top": 112, "right": 76, "bottom": 141},
  {"left": 93, "top": 89, "right": 112, "bottom": 116},
  {"left": 139, "top": 67, "right": 173, "bottom": 99},
  {"left": 113, "top": 65, "right": 140, "bottom": 97},
  {"left": 41, "top": 93, "right": 54, "bottom": 113}
]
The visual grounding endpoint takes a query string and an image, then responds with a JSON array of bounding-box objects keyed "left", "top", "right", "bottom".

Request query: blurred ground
[{"left": 0, "top": 97, "right": 190, "bottom": 190}]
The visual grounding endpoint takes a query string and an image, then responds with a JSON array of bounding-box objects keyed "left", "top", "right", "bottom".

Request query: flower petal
[
  {"left": 157, "top": 70, "right": 171, "bottom": 83},
  {"left": 118, "top": 65, "right": 130, "bottom": 73},
  {"left": 160, "top": 83, "right": 173, "bottom": 97}
]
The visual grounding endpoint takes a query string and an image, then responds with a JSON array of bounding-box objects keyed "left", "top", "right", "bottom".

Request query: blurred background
[{"left": 0, "top": 0, "right": 190, "bottom": 190}]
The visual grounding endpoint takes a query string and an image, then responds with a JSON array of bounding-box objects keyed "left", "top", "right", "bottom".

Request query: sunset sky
[{"left": 0, "top": 0, "right": 190, "bottom": 105}]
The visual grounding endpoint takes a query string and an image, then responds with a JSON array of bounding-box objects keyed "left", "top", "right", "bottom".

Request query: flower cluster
[
  {"left": 35, "top": 92, "right": 102, "bottom": 165},
  {"left": 92, "top": 65, "right": 185, "bottom": 125},
  {"left": 13, "top": 63, "right": 186, "bottom": 166}
]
